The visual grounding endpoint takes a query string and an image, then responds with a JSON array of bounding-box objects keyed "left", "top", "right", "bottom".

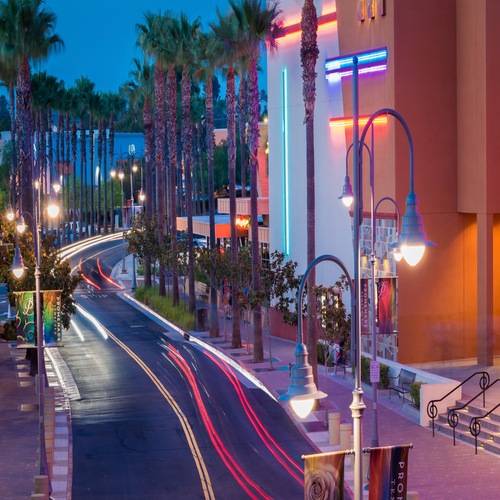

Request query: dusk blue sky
[{"left": 39, "top": 0, "right": 231, "bottom": 93}]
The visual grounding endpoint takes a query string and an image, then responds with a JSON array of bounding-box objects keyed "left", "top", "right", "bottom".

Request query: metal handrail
[
  {"left": 427, "top": 371, "right": 490, "bottom": 437},
  {"left": 469, "top": 395, "right": 500, "bottom": 454}
]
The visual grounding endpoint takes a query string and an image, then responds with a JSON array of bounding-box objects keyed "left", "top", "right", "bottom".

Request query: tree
[
  {"left": 0, "top": 94, "right": 10, "bottom": 130},
  {"left": 229, "top": 0, "right": 282, "bottom": 361},
  {"left": 211, "top": 9, "right": 243, "bottom": 349},
  {"left": 194, "top": 32, "right": 221, "bottom": 337},
  {"left": 301, "top": 0, "right": 320, "bottom": 386},
  {"left": 177, "top": 12, "right": 201, "bottom": 314},
  {"left": 0, "top": 223, "right": 82, "bottom": 331},
  {"left": 123, "top": 58, "right": 154, "bottom": 286},
  {"left": 0, "top": 0, "right": 63, "bottom": 221}
]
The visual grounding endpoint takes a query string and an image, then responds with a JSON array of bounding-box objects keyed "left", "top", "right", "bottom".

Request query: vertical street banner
[
  {"left": 360, "top": 278, "right": 370, "bottom": 334},
  {"left": 304, "top": 450, "right": 345, "bottom": 499},
  {"left": 369, "top": 445, "right": 410, "bottom": 499},
  {"left": 377, "top": 277, "right": 397, "bottom": 334},
  {"left": 14, "top": 291, "right": 35, "bottom": 345},
  {"left": 43, "top": 290, "right": 63, "bottom": 347}
]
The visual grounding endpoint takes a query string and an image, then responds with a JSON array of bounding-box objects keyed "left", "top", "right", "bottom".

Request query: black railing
[
  {"left": 469, "top": 380, "right": 500, "bottom": 454},
  {"left": 427, "top": 371, "right": 490, "bottom": 437}
]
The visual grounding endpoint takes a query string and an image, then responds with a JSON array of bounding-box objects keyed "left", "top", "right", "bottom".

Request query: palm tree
[
  {"left": 102, "top": 91, "right": 125, "bottom": 234},
  {"left": 0, "top": 0, "right": 63, "bottom": 220},
  {"left": 229, "top": 0, "right": 282, "bottom": 361},
  {"left": 123, "top": 58, "right": 155, "bottom": 287},
  {"left": 237, "top": 63, "right": 248, "bottom": 198},
  {"left": 211, "top": 9, "right": 243, "bottom": 348},
  {"left": 137, "top": 11, "right": 172, "bottom": 298},
  {"left": 301, "top": 0, "right": 320, "bottom": 385},
  {"left": 194, "top": 32, "right": 221, "bottom": 337},
  {"left": 88, "top": 91, "right": 102, "bottom": 236},
  {"left": 0, "top": 38, "right": 18, "bottom": 212},
  {"left": 177, "top": 12, "right": 201, "bottom": 314},
  {"left": 74, "top": 76, "right": 95, "bottom": 239}
]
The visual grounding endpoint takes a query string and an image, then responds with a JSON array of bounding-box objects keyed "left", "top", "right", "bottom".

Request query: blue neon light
[{"left": 325, "top": 47, "right": 388, "bottom": 77}]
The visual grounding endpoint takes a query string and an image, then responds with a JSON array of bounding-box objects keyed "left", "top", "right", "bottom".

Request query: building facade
[{"left": 267, "top": 0, "right": 500, "bottom": 365}]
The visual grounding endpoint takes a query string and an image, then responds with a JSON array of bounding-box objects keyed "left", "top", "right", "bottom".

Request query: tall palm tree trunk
[
  {"left": 182, "top": 67, "right": 196, "bottom": 313},
  {"left": 167, "top": 66, "right": 179, "bottom": 305},
  {"left": 205, "top": 77, "right": 219, "bottom": 338},
  {"left": 247, "top": 58, "right": 262, "bottom": 361},
  {"left": 301, "top": 0, "right": 320, "bottom": 386},
  {"left": 227, "top": 66, "right": 242, "bottom": 348},
  {"left": 17, "top": 58, "right": 33, "bottom": 218},
  {"left": 143, "top": 94, "right": 154, "bottom": 288},
  {"left": 154, "top": 64, "right": 166, "bottom": 297}
]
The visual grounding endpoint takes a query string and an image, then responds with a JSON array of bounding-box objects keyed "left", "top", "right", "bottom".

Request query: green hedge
[{"left": 410, "top": 381, "right": 426, "bottom": 408}]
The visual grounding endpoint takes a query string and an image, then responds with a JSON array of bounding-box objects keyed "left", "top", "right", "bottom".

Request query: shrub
[
  {"left": 410, "top": 381, "right": 426, "bottom": 408},
  {"left": 317, "top": 343, "right": 334, "bottom": 366},
  {"left": 135, "top": 286, "right": 195, "bottom": 331},
  {"left": 1, "top": 320, "right": 17, "bottom": 341}
]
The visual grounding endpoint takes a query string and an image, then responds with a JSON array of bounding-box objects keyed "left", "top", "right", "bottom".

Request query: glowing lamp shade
[
  {"left": 390, "top": 242, "right": 404, "bottom": 262},
  {"left": 291, "top": 399, "right": 315, "bottom": 419},
  {"left": 278, "top": 343, "right": 327, "bottom": 419},
  {"left": 398, "top": 192, "right": 435, "bottom": 267},
  {"left": 339, "top": 176, "right": 354, "bottom": 207},
  {"left": 47, "top": 200, "right": 60, "bottom": 219},
  {"left": 16, "top": 215, "right": 26, "bottom": 234},
  {"left": 401, "top": 244, "right": 425, "bottom": 267},
  {"left": 10, "top": 246, "right": 26, "bottom": 279},
  {"left": 6, "top": 205, "right": 14, "bottom": 221}
]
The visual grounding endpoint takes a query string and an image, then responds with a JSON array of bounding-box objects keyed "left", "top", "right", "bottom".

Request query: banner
[
  {"left": 43, "top": 290, "right": 63, "bottom": 346},
  {"left": 304, "top": 451, "right": 345, "bottom": 499},
  {"left": 14, "top": 291, "right": 35, "bottom": 345},
  {"left": 360, "top": 278, "right": 370, "bottom": 334},
  {"left": 377, "top": 277, "right": 397, "bottom": 334},
  {"left": 369, "top": 445, "right": 410, "bottom": 499}
]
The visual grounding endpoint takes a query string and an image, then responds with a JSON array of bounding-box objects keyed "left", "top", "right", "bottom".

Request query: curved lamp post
[
  {"left": 9, "top": 183, "right": 59, "bottom": 492},
  {"left": 118, "top": 170, "right": 127, "bottom": 274},
  {"left": 279, "top": 254, "right": 355, "bottom": 420}
]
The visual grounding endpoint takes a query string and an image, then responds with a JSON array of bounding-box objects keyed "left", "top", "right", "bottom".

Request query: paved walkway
[{"left": 2, "top": 253, "right": 500, "bottom": 499}]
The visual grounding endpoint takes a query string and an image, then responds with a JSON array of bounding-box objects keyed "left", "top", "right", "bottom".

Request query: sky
[{"left": 39, "top": 0, "right": 232, "bottom": 94}]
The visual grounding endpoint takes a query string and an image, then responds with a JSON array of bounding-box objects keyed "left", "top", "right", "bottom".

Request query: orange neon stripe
[
  {"left": 329, "top": 115, "right": 388, "bottom": 128},
  {"left": 277, "top": 11, "right": 337, "bottom": 39}
]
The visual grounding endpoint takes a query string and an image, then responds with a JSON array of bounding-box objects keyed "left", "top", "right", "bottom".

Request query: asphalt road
[{"left": 60, "top": 237, "right": 315, "bottom": 499}]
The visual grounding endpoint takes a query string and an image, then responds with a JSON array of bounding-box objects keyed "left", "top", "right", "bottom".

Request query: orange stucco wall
[{"left": 334, "top": 0, "right": 500, "bottom": 364}]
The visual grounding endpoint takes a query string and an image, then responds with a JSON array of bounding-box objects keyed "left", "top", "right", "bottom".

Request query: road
[{"left": 60, "top": 236, "right": 315, "bottom": 499}]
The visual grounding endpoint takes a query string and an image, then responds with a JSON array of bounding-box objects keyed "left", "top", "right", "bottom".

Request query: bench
[{"left": 389, "top": 368, "right": 416, "bottom": 404}]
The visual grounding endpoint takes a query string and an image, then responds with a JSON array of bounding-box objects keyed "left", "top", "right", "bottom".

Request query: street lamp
[
  {"left": 110, "top": 169, "right": 116, "bottom": 233},
  {"left": 118, "top": 169, "right": 127, "bottom": 274},
  {"left": 9, "top": 182, "right": 59, "bottom": 492},
  {"left": 279, "top": 254, "right": 354, "bottom": 419},
  {"left": 338, "top": 59, "right": 434, "bottom": 500}
]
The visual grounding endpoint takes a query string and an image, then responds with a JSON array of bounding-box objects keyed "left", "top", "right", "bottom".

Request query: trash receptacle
[{"left": 195, "top": 308, "right": 207, "bottom": 331}]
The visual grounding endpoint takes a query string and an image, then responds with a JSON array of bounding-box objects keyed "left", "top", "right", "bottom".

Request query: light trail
[
  {"left": 73, "top": 304, "right": 215, "bottom": 500},
  {"left": 96, "top": 258, "right": 123, "bottom": 289},
  {"left": 165, "top": 343, "right": 273, "bottom": 500},
  {"left": 205, "top": 351, "right": 304, "bottom": 485},
  {"left": 78, "top": 259, "right": 102, "bottom": 291}
]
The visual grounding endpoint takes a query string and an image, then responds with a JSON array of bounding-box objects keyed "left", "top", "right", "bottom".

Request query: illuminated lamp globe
[
  {"left": 47, "top": 200, "right": 60, "bottom": 219},
  {"left": 339, "top": 176, "right": 354, "bottom": 208},
  {"left": 278, "top": 343, "right": 327, "bottom": 419},
  {"left": 10, "top": 246, "right": 26, "bottom": 279},
  {"left": 398, "top": 191, "right": 435, "bottom": 267}
]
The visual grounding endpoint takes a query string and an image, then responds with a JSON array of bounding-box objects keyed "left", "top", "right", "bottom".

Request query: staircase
[{"left": 434, "top": 398, "right": 500, "bottom": 454}]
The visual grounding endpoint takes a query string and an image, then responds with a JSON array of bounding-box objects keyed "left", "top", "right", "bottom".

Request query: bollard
[
  {"left": 33, "top": 475, "right": 49, "bottom": 496},
  {"left": 30, "top": 494, "right": 46, "bottom": 500},
  {"left": 340, "top": 422, "right": 352, "bottom": 451},
  {"left": 407, "top": 492, "right": 420, "bottom": 499},
  {"left": 328, "top": 412, "right": 341, "bottom": 445}
]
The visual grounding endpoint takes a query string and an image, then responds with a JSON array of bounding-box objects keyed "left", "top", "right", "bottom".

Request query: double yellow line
[{"left": 106, "top": 329, "right": 215, "bottom": 499}]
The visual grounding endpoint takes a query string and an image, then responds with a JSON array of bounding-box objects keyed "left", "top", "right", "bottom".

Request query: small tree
[
  {"left": 311, "top": 275, "right": 351, "bottom": 363},
  {"left": 195, "top": 245, "right": 233, "bottom": 339}
]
